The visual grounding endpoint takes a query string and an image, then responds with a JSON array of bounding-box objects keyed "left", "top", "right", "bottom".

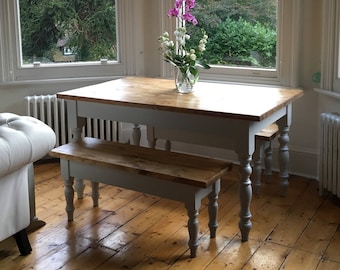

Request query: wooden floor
[{"left": 1, "top": 161, "right": 340, "bottom": 269}]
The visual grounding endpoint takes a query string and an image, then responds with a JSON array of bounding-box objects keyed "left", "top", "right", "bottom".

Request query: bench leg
[
  {"left": 75, "top": 178, "right": 85, "bottom": 199},
  {"left": 208, "top": 180, "right": 221, "bottom": 238},
  {"left": 186, "top": 208, "right": 199, "bottom": 258},
  {"left": 64, "top": 176, "right": 75, "bottom": 221},
  {"left": 264, "top": 141, "right": 273, "bottom": 183},
  {"left": 91, "top": 181, "right": 99, "bottom": 207}
]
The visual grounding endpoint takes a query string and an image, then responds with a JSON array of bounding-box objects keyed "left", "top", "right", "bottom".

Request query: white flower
[
  {"left": 158, "top": 25, "right": 210, "bottom": 72},
  {"left": 198, "top": 44, "right": 206, "bottom": 52}
]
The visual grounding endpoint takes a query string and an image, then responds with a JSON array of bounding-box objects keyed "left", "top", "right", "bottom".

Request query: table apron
[{"left": 69, "top": 100, "right": 288, "bottom": 155}]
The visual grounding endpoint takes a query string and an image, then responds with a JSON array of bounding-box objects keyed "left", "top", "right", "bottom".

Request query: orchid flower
[
  {"left": 159, "top": 0, "right": 210, "bottom": 88},
  {"left": 168, "top": 0, "right": 198, "bottom": 25}
]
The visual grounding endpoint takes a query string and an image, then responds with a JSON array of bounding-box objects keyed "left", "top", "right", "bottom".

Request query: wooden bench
[
  {"left": 147, "top": 123, "right": 279, "bottom": 195},
  {"left": 253, "top": 124, "right": 279, "bottom": 194},
  {"left": 50, "top": 137, "right": 232, "bottom": 258}
]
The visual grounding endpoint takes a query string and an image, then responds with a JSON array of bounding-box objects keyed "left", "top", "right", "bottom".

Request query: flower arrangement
[{"left": 158, "top": 0, "right": 210, "bottom": 93}]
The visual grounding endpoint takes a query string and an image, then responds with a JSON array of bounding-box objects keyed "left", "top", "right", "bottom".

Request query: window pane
[
  {"left": 19, "top": 0, "right": 117, "bottom": 64},
  {"left": 186, "top": 0, "right": 278, "bottom": 69}
]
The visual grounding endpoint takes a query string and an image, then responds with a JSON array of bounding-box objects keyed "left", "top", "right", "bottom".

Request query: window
[
  {"left": 160, "top": 0, "right": 301, "bottom": 86},
  {"left": 320, "top": 0, "right": 340, "bottom": 94},
  {"left": 187, "top": 0, "right": 277, "bottom": 69},
  {"left": 19, "top": 0, "right": 117, "bottom": 64},
  {"left": 0, "top": 0, "right": 135, "bottom": 83},
  {"left": 0, "top": 0, "right": 300, "bottom": 86}
]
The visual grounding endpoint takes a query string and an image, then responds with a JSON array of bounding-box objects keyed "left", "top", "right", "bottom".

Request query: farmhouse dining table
[{"left": 56, "top": 76, "right": 303, "bottom": 242}]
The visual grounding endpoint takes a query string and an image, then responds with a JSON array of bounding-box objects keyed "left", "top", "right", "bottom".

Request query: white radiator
[
  {"left": 25, "top": 94, "right": 119, "bottom": 147},
  {"left": 319, "top": 112, "right": 340, "bottom": 197}
]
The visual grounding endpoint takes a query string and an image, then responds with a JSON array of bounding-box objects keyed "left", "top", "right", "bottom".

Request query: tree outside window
[
  {"left": 19, "top": 0, "right": 117, "bottom": 64},
  {"left": 186, "top": 0, "right": 277, "bottom": 68}
]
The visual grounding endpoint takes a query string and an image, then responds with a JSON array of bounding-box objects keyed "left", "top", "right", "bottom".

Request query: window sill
[
  {"left": 0, "top": 76, "right": 123, "bottom": 87},
  {"left": 314, "top": 88, "right": 340, "bottom": 100}
]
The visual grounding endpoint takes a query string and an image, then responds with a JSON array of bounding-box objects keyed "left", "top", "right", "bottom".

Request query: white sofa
[{"left": 0, "top": 113, "right": 56, "bottom": 255}]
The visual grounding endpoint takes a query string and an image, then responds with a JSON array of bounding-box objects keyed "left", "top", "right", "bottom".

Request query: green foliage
[
  {"left": 187, "top": 0, "right": 277, "bottom": 68},
  {"left": 206, "top": 17, "right": 276, "bottom": 67},
  {"left": 19, "top": 0, "right": 116, "bottom": 62},
  {"left": 20, "top": 0, "right": 68, "bottom": 61},
  {"left": 19, "top": 0, "right": 277, "bottom": 67}
]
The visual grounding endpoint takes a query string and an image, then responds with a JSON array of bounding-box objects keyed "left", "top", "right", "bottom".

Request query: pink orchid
[{"left": 168, "top": 0, "right": 198, "bottom": 25}]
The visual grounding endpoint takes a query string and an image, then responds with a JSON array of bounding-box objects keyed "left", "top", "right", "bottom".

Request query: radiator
[
  {"left": 25, "top": 94, "right": 119, "bottom": 147},
  {"left": 319, "top": 112, "right": 340, "bottom": 197}
]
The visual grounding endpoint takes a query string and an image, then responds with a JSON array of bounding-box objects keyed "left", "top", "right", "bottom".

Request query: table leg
[
  {"left": 132, "top": 123, "right": 141, "bottom": 145},
  {"left": 237, "top": 153, "right": 253, "bottom": 242},
  {"left": 69, "top": 115, "right": 86, "bottom": 200},
  {"left": 252, "top": 140, "right": 263, "bottom": 195},
  {"left": 64, "top": 175, "right": 75, "bottom": 221},
  {"left": 277, "top": 123, "right": 290, "bottom": 196}
]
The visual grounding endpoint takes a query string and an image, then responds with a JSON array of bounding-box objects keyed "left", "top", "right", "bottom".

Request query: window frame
[
  {"left": 0, "top": 0, "right": 135, "bottom": 84},
  {"left": 160, "top": 0, "right": 301, "bottom": 87},
  {"left": 0, "top": 0, "right": 301, "bottom": 87}
]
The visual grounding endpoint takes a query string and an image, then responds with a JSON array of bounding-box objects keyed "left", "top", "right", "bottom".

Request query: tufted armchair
[{"left": 0, "top": 113, "right": 56, "bottom": 255}]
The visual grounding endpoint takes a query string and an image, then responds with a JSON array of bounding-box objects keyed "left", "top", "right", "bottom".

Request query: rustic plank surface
[
  {"left": 1, "top": 162, "right": 340, "bottom": 269},
  {"left": 255, "top": 123, "right": 279, "bottom": 141},
  {"left": 49, "top": 137, "right": 232, "bottom": 188},
  {"left": 56, "top": 76, "right": 304, "bottom": 121}
]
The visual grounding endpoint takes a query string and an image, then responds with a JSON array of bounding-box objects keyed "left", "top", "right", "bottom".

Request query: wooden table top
[{"left": 57, "top": 76, "right": 303, "bottom": 121}]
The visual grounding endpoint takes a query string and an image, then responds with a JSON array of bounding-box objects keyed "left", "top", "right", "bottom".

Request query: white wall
[{"left": 0, "top": 0, "right": 335, "bottom": 180}]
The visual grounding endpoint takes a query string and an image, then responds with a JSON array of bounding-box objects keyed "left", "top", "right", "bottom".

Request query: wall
[{"left": 0, "top": 0, "right": 331, "bottom": 180}]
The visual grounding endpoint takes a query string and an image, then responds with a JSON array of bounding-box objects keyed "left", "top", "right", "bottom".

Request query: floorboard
[{"left": 1, "top": 161, "right": 340, "bottom": 270}]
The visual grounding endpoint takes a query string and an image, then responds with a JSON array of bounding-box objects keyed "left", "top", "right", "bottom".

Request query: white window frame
[
  {"left": 0, "top": 0, "right": 136, "bottom": 84},
  {"left": 160, "top": 0, "right": 301, "bottom": 87}
]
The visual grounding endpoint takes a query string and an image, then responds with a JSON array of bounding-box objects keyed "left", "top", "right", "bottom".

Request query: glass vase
[{"left": 175, "top": 67, "right": 198, "bottom": 94}]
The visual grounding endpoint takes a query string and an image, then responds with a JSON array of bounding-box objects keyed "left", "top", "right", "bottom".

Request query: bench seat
[{"left": 50, "top": 137, "right": 232, "bottom": 257}]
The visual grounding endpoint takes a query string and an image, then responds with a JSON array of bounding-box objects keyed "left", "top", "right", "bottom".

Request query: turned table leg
[
  {"left": 237, "top": 153, "right": 253, "bottom": 242},
  {"left": 277, "top": 119, "right": 290, "bottom": 196}
]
